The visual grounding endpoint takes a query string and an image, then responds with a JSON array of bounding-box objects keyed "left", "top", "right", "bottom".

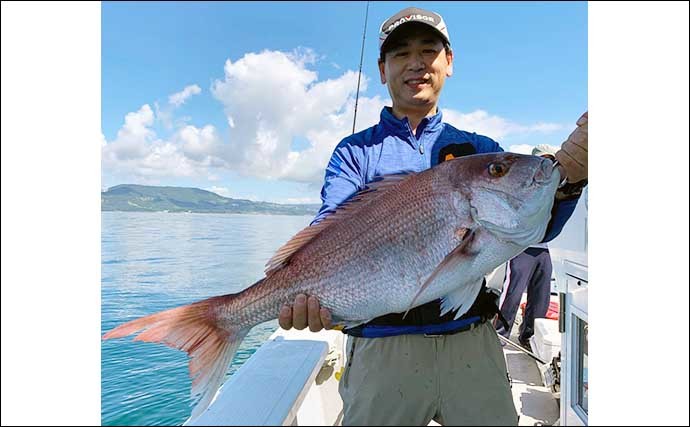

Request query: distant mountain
[{"left": 101, "top": 184, "right": 320, "bottom": 216}]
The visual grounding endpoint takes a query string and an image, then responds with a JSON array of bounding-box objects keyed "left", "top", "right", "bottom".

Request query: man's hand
[
  {"left": 555, "top": 111, "right": 588, "bottom": 183},
  {"left": 279, "top": 294, "right": 333, "bottom": 332}
]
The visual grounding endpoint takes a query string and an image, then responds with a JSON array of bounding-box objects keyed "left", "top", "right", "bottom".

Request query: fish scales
[{"left": 243, "top": 170, "right": 461, "bottom": 325}]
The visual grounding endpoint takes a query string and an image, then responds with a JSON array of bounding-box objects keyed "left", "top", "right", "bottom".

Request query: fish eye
[{"left": 488, "top": 162, "right": 508, "bottom": 177}]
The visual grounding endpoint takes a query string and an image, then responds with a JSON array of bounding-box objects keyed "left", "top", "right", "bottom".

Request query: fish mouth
[
  {"left": 522, "top": 165, "right": 560, "bottom": 224},
  {"left": 531, "top": 158, "right": 558, "bottom": 186}
]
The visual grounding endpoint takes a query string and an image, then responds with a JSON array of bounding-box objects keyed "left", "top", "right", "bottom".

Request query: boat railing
[{"left": 185, "top": 328, "right": 345, "bottom": 426}]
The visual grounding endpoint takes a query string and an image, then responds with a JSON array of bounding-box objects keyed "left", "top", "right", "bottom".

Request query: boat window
[{"left": 574, "top": 316, "right": 589, "bottom": 416}]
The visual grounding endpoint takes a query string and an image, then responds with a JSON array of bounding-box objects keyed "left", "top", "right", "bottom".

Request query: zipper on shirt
[{"left": 405, "top": 119, "right": 426, "bottom": 156}]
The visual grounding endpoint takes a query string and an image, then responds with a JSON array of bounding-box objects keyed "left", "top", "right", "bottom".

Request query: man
[
  {"left": 279, "top": 7, "right": 588, "bottom": 426},
  {"left": 495, "top": 145, "right": 559, "bottom": 349}
]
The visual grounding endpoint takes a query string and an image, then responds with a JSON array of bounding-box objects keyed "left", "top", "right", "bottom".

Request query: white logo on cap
[{"left": 385, "top": 14, "right": 436, "bottom": 34}]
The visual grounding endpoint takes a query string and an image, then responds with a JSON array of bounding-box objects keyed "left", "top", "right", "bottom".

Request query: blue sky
[{"left": 102, "top": 1, "right": 587, "bottom": 204}]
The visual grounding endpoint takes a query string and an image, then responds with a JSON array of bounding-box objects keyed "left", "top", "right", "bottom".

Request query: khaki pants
[{"left": 338, "top": 321, "right": 518, "bottom": 426}]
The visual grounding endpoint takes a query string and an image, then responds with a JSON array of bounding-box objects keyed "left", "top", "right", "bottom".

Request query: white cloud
[
  {"left": 442, "top": 109, "right": 564, "bottom": 140},
  {"left": 211, "top": 49, "right": 386, "bottom": 183},
  {"left": 177, "top": 124, "right": 225, "bottom": 165},
  {"left": 101, "top": 104, "right": 225, "bottom": 180},
  {"left": 168, "top": 84, "right": 201, "bottom": 107},
  {"left": 209, "top": 49, "right": 562, "bottom": 184},
  {"left": 507, "top": 144, "right": 536, "bottom": 155},
  {"left": 103, "top": 104, "right": 156, "bottom": 161},
  {"left": 102, "top": 49, "right": 565, "bottom": 187},
  {"left": 156, "top": 86, "right": 202, "bottom": 130}
]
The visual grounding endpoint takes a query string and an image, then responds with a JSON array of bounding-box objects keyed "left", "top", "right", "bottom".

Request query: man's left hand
[{"left": 555, "top": 111, "right": 588, "bottom": 183}]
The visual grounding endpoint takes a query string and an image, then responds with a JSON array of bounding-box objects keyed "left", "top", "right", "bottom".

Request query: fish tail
[{"left": 102, "top": 293, "right": 250, "bottom": 420}]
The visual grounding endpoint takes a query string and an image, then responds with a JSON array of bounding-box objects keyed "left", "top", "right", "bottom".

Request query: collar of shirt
[{"left": 379, "top": 106, "right": 445, "bottom": 144}]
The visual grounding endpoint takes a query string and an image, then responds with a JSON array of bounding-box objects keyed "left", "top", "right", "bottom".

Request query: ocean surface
[{"left": 101, "top": 212, "right": 314, "bottom": 426}]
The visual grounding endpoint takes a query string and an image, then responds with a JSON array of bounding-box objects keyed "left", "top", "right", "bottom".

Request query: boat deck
[
  {"left": 503, "top": 309, "right": 559, "bottom": 426},
  {"left": 503, "top": 344, "right": 559, "bottom": 426}
]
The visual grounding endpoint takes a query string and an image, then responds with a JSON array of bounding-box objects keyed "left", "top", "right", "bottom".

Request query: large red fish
[{"left": 103, "top": 152, "right": 560, "bottom": 418}]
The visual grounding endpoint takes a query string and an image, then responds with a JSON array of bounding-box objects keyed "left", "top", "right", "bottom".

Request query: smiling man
[
  {"left": 279, "top": 6, "right": 588, "bottom": 425},
  {"left": 377, "top": 12, "right": 454, "bottom": 134}
]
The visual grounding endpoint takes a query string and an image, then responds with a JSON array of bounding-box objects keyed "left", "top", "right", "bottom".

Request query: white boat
[{"left": 183, "top": 189, "right": 589, "bottom": 426}]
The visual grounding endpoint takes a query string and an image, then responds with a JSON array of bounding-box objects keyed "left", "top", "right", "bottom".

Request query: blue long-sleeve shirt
[{"left": 313, "top": 107, "right": 578, "bottom": 242}]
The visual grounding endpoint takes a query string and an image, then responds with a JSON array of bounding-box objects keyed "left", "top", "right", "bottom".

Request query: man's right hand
[{"left": 279, "top": 294, "right": 333, "bottom": 332}]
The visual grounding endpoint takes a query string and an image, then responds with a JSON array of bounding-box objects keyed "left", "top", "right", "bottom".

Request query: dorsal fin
[
  {"left": 264, "top": 173, "right": 415, "bottom": 275},
  {"left": 264, "top": 223, "right": 331, "bottom": 275}
]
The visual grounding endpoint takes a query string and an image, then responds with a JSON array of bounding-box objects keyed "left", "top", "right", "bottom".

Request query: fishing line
[{"left": 352, "top": 1, "right": 370, "bottom": 135}]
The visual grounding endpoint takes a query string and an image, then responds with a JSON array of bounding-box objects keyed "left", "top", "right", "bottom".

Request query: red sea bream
[{"left": 103, "top": 152, "right": 561, "bottom": 419}]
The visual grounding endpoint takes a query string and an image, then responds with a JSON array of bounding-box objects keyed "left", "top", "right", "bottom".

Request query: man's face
[{"left": 378, "top": 23, "right": 454, "bottom": 113}]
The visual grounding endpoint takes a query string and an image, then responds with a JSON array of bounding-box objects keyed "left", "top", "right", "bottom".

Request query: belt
[{"left": 343, "top": 315, "right": 485, "bottom": 338}]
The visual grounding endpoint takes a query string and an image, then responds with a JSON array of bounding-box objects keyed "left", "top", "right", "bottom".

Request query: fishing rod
[
  {"left": 496, "top": 334, "right": 549, "bottom": 365},
  {"left": 352, "top": 1, "right": 370, "bottom": 135}
]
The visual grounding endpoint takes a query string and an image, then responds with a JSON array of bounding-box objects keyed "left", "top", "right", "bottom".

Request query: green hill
[{"left": 101, "top": 184, "right": 320, "bottom": 216}]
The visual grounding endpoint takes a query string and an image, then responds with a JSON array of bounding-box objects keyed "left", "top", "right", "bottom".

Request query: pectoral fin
[
  {"left": 439, "top": 278, "right": 485, "bottom": 320},
  {"left": 403, "top": 229, "right": 477, "bottom": 319}
]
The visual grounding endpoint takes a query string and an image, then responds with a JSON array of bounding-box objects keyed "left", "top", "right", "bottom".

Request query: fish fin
[
  {"left": 265, "top": 173, "right": 416, "bottom": 275},
  {"left": 403, "top": 229, "right": 477, "bottom": 319},
  {"left": 102, "top": 294, "right": 249, "bottom": 422},
  {"left": 264, "top": 223, "right": 332, "bottom": 275},
  {"left": 439, "top": 278, "right": 485, "bottom": 319}
]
